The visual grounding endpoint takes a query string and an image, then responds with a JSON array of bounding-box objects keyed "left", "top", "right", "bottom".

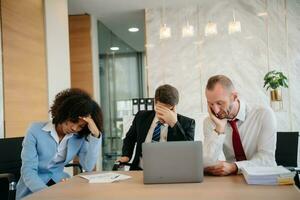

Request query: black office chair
[
  {"left": 275, "top": 132, "right": 299, "bottom": 188},
  {"left": 276, "top": 132, "right": 299, "bottom": 167},
  {"left": 0, "top": 137, "right": 23, "bottom": 200},
  {"left": 0, "top": 137, "right": 83, "bottom": 200},
  {"left": 112, "top": 161, "right": 132, "bottom": 171}
]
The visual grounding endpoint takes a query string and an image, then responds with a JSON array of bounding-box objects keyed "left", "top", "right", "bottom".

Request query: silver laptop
[{"left": 142, "top": 141, "right": 203, "bottom": 184}]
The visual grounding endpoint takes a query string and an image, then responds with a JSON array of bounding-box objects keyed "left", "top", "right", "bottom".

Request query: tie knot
[
  {"left": 228, "top": 119, "right": 238, "bottom": 127},
  {"left": 156, "top": 121, "right": 163, "bottom": 126}
]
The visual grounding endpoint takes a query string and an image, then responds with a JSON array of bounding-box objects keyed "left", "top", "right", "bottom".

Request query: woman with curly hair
[{"left": 16, "top": 88, "right": 103, "bottom": 199}]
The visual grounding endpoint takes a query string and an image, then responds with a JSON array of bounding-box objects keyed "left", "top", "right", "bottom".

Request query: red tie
[{"left": 228, "top": 119, "right": 247, "bottom": 161}]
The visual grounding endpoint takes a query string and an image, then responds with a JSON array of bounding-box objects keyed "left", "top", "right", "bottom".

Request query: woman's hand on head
[{"left": 80, "top": 116, "right": 101, "bottom": 138}]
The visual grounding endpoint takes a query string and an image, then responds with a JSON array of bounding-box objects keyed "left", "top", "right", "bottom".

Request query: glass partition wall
[{"left": 98, "top": 21, "right": 145, "bottom": 170}]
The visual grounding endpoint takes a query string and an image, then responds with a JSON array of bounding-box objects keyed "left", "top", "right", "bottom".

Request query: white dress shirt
[
  {"left": 139, "top": 115, "right": 168, "bottom": 168},
  {"left": 145, "top": 115, "right": 169, "bottom": 143},
  {"left": 203, "top": 100, "right": 277, "bottom": 171},
  {"left": 42, "top": 122, "right": 74, "bottom": 168}
]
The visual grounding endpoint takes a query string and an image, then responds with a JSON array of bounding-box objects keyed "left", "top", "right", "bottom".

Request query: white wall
[
  {"left": 145, "top": 0, "right": 300, "bottom": 165},
  {"left": 44, "top": 0, "right": 71, "bottom": 109},
  {"left": 91, "top": 15, "right": 100, "bottom": 104},
  {"left": 90, "top": 15, "right": 102, "bottom": 171},
  {"left": 145, "top": 0, "right": 300, "bottom": 136},
  {"left": 0, "top": 27, "right": 3, "bottom": 138}
]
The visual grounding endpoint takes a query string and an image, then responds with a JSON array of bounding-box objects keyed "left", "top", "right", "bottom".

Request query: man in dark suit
[{"left": 117, "top": 84, "right": 195, "bottom": 170}]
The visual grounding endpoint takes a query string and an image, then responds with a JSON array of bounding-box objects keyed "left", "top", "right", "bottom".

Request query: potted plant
[{"left": 263, "top": 70, "right": 288, "bottom": 101}]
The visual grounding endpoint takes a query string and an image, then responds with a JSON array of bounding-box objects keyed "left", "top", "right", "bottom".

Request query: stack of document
[
  {"left": 241, "top": 166, "right": 295, "bottom": 185},
  {"left": 79, "top": 172, "right": 131, "bottom": 183}
]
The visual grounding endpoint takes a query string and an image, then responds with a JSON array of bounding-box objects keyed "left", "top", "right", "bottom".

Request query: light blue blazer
[{"left": 16, "top": 122, "right": 101, "bottom": 200}]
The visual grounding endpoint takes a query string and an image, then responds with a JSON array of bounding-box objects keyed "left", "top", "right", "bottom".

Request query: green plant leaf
[{"left": 263, "top": 70, "right": 289, "bottom": 90}]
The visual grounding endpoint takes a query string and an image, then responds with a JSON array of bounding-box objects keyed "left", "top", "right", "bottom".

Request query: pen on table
[{"left": 111, "top": 175, "right": 120, "bottom": 179}]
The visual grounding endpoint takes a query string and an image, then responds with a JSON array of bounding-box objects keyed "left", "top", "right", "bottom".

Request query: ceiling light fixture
[
  {"left": 228, "top": 9, "right": 241, "bottom": 34},
  {"left": 205, "top": 21, "right": 217, "bottom": 36},
  {"left": 128, "top": 27, "right": 139, "bottom": 32},
  {"left": 160, "top": 23, "right": 171, "bottom": 39},
  {"left": 110, "top": 46, "right": 119, "bottom": 51},
  {"left": 159, "top": 0, "right": 171, "bottom": 39},
  {"left": 182, "top": 20, "right": 194, "bottom": 38}
]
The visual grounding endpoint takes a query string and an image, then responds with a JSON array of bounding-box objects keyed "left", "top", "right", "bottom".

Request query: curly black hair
[{"left": 50, "top": 88, "right": 103, "bottom": 138}]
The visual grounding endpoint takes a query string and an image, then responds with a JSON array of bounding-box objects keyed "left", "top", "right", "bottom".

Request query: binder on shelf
[
  {"left": 139, "top": 98, "right": 146, "bottom": 111},
  {"left": 146, "top": 98, "right": 154, "bottom": 111},
  {"left": 132, "top": 98, "right": 155, "bottom": 115},
  {"left": 132, "top": 99, "right": 139, "bottom": 115}
]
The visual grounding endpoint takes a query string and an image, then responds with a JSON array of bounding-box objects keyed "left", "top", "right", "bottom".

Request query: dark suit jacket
[{"left": 122, "top": 110, "right": 195, "bottom": 170}]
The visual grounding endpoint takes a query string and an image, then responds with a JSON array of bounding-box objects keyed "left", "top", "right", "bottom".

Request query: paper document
[
  {"left": 241, "top": 166, "right": 295, "bottom": 185},
  {"left": 79, "top": 172, "right": 131, "bottom": 183}
]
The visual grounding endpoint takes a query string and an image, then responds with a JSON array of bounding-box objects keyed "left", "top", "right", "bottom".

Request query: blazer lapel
[
  {"left": 65, "top": 136, "right": 81, "bottom": 164},
  {"left": 140, "top": 111, "right": 155, "bottom": 143}
]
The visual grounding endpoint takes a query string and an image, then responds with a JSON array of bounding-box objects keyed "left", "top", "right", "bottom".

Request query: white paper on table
[
  {"left": 241, "top": 166, "right": 295, "bottom": 185},
  {"left": 242, "top": 166, "right": 292, "bottom": 176},
  {"left": 79, "top": 172, "right": 131, "bottom": 183}
]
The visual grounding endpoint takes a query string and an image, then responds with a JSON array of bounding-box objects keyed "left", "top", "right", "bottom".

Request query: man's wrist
[
  {"left": 92, "top": 131, "right": 101, "bottom": 138},
  {"left": 214, "top": 127, "right": 225, "bottom": 135},
  {"left": 231, "top": 163, "right": 238, "bottom": 174},
  {"left": 169, "top": 120, "right": 178, "bottom": 128}
]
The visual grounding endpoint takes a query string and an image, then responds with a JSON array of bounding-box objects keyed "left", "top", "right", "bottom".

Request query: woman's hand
[
  {"left": 80, "top": 116, "right": 101, "bottom": 138},
  {"left": 61, "top": 178, "right": 69, "bottom": 182}
]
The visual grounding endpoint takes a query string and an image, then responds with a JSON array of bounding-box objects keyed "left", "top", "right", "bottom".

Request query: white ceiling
[{"left": 68, "top": 0, "right": 201, "bottom": 52}]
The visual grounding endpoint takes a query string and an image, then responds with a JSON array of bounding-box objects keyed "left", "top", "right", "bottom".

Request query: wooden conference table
[{"left": 25, "top": 171, "right": 299, "bottom": 200}]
